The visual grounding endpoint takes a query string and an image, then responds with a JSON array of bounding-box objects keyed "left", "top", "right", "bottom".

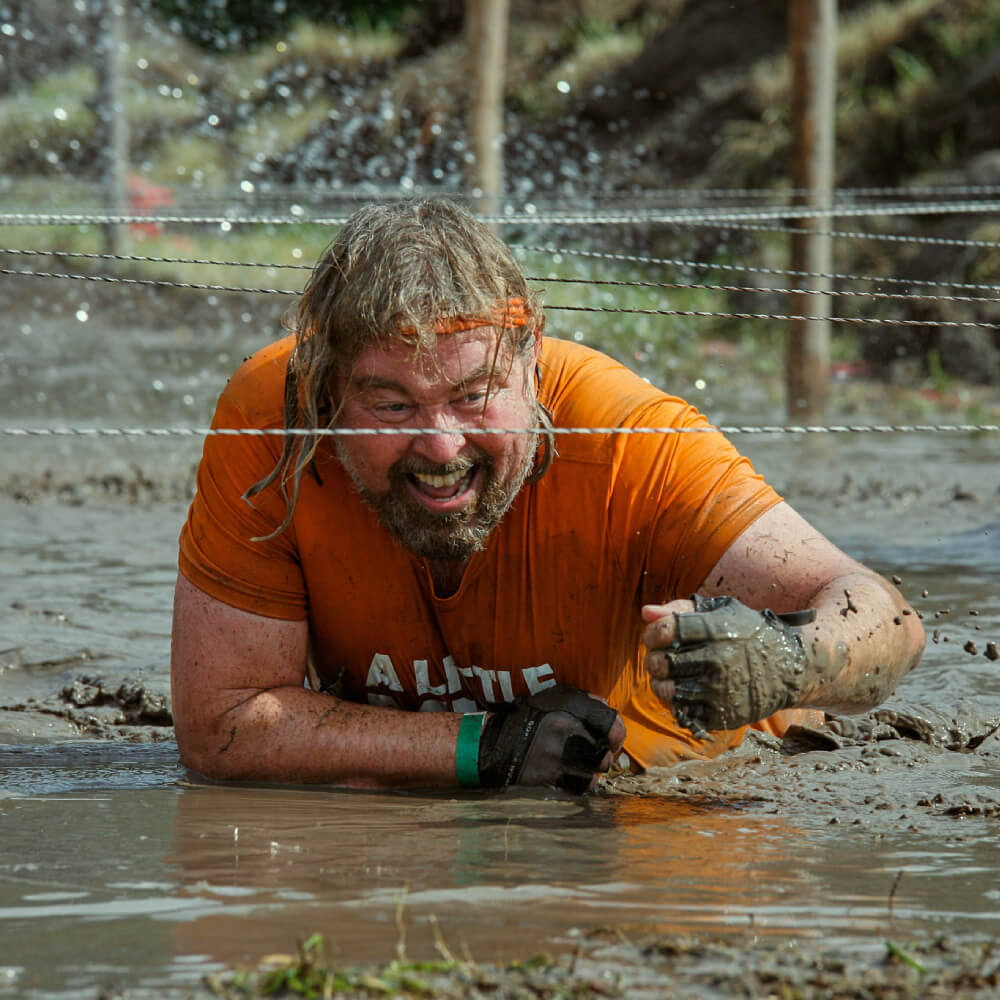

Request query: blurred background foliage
[
  {"left": 1, "top": 0, "right": 999, "bottom": 414},
  {"left": 148, "top": 0, "right": 418, "bottom": 49}
]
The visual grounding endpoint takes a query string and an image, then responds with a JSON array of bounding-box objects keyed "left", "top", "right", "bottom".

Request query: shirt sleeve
[
  {"left": 627, "top": 400, "right": 783, "bottom": 602},
  {"left": 541, "top": 340, "right": 782, "bottom": 604},
  {"left": 177, "top": 386, "right": 309, "bottom": 621}
]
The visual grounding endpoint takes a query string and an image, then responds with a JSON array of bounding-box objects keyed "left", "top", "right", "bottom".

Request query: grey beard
[{"left": 335, "top": 446, "right": 535, "bottom": 562}]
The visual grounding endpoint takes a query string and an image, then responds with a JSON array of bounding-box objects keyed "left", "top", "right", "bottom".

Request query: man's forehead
[{"left": 348, "top": 327, "right": 513, "bottom": 387}]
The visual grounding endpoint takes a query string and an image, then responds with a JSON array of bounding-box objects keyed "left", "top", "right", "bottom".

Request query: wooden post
[
  {"left": 466, "top": 0, "right": 509, "bottom": 221},
  {"left": 96, "top": 0, "right": 128, "bottom": 255},
  {"left": 786, "top": 0, "right": 836, "bottom": 421}
]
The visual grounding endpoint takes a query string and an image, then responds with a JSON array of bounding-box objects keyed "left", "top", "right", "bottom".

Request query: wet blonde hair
[{"left": 245, "top": 197, "right": 551, "bottom": 537}]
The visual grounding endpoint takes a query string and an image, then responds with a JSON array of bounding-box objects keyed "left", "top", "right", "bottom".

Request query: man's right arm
[
  {"left": 170, "top": 573, "right": 625, "bottom": 790},
  {"left": 170, "top": 572, "right": 464, "bottom": 788}
]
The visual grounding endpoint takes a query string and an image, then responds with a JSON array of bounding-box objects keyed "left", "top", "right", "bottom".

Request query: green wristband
[{"left": 456, "top": 712, "right": 486, "bottom": 788}]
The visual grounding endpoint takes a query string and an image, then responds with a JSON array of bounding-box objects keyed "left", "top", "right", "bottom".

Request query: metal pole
[
  {"left": 466, "top": 0, "right": 509, "bottom": 220},
  {"left": 786, "top": 0, "right": 836, "bottom": 421},
  {"left": 96, "top": 0, "right": 128, "bottom": 255}
]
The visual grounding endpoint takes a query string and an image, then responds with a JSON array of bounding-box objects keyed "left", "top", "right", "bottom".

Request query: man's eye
[
  {"left": 374, "top": 402, "right": 413, "bottom": 419},
  {"left": 457, "top": 391, "right": 486, "bottom": 406}
]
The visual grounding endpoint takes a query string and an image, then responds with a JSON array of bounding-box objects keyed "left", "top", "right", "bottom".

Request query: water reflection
[
  {"left": 162, "top": 782, "right": 821, "bottom": 970},
  {"left": 3, "top": 749, "right": 1000, "bottom": 998}
]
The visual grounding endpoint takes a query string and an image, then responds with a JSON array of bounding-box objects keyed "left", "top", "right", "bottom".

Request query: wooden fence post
[
  {"left": 466, "top": 0, "right": 509, "bottom": 221},
  {"left": 786, "top": 0, "right": 836, "bottom": 421},
  {"left": 96, "top": 0, "right": 128, "bottom": 255}
]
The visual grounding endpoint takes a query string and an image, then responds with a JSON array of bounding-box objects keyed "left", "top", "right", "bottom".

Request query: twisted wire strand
[
  {"left": 0, "top": 266, "right": 297, "bottom": 297},
  {"left": 711, "top": 220, "right": 1000, "bottom": 250},
  {"left": 543, "top": 275, "right": 1000, "bottom": 308},
  {"left": 4, "top": 246, "right": 998, "bottom": 307},
  {"left": 2, "top": 198, "right": 1000, "bottom": 229},
  {"left": 2, "top": 424, "right": 998, "bottom": 438},
  {"left": 515, "top": 245, "right": 1000, "bottom": 295},
  {"left": 4, "top": 265, "right": 1000, "bottom": 329},
  {"left": 552, "top": 183, "right": 1000, "bottom": 200},
  {"left": 19, "top": 180, "right": 1000, "bottom": 204},
  {"left": 0, "top": 246, "right": 312, "bottom": 270},
  {"left": 552, "top": 303, "right": 1000, "bottom": 330},
  {"left": 6, "top": 242, "right": 998, "bottom": 297},
  {"left": 498, "top": 183, "right": 1000, "bottom": 202},
  {"left": 125, "top": 182, "right": 1000, "bottom": 204}
]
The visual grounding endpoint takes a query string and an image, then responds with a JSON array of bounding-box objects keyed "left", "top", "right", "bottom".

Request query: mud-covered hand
[
  {"left": 475, "top": 684, "right": 625, "bottom": 793},
  {"left": 643, "top": 595, "right": 809, "bottom": 734}
]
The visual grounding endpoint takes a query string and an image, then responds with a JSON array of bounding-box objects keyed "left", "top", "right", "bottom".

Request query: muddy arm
[
  {"left": 170, "top": 572, "right": 462, "bottom": 787},
  {"left": 642, "top": 501, "right": 925, "bottom": 719},
  {"left": 785, "top": 569, "right": 925, "bottom": 712}
]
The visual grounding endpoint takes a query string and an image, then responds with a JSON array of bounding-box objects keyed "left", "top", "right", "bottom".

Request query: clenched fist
[
  {"left": 642, "top": 595, "right": 810, "bottom": 735},
  {"left": 478, "top": 684, "right": 626, "bottom": 793}
]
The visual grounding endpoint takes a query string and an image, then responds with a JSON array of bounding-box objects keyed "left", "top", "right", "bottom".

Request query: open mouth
[{"left": 406, "top": 464, "right": 479, "bottom": 506}]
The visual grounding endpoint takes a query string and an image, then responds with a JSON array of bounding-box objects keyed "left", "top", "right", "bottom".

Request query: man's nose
[{"left": 409, "top": 409, "right": 469, "bottom": 464}]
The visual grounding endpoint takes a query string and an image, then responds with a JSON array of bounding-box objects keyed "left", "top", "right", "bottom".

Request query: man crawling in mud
[{"left": 170, "top": 197, "right": 925, "bottom": 793}]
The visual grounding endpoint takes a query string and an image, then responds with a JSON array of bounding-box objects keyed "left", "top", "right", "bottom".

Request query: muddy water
[
  {"left": 1, "top": 302, "right": 999, "bottom": 997},
  {"left": 3, "top": 741, "right": 1000, "bottom": 998}
]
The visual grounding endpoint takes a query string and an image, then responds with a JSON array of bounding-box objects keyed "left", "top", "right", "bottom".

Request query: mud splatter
[{"left": 4, "top": 673, "right": 173, "bottom": 740}]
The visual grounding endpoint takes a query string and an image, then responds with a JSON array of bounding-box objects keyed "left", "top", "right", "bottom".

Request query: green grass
[
  {"left": 203, "top": 931, "right": 472, "bottom": 998},
  {"left": 198, "top": 927, "right": 1000, "bottom": 999},
  {"left": 512, "top": 27, "right": 646, "bottom": 115},
  {"left": 21, "top": 64, "right": 96, "bottom": 105},
  {"left": 212, "top": 19, "right": 403, "bottom": 101},
  {"left": 0, "top": 66, "right": 96, "bottom": 175},
  {"left": 1, "top": 16, "right": 404, "bottom": 186}
]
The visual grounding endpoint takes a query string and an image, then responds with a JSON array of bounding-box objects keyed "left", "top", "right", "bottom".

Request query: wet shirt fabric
[{"left": 178, "top": 336, "right": 823, "bottom": 768}]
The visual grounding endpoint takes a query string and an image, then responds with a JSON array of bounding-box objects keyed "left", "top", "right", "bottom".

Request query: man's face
[{"left": 334, "top": 326, "right": 542, "bottom": 562}]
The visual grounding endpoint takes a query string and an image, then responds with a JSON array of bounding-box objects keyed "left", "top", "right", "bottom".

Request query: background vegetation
[{"left": 1, "top": 0, "right": 999, "bottom": 417}]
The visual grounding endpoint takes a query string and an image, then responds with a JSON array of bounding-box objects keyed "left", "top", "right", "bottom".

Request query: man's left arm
[{"left": 641, "top": 501, "right": 925, "bottom": 730}]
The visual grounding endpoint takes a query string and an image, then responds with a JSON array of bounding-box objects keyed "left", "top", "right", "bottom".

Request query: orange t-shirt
[{"left": 178, "top": 336, "right": 823, "bottom": 768}]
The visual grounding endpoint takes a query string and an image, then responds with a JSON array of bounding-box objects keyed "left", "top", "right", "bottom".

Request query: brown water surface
[{"left": 3, "top": 740, "right": 1000, "bottom": 998}]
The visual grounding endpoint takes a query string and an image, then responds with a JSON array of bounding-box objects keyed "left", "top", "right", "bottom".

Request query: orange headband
[{"left": 402, "top": 297, "right": 531, "bottom": 335}]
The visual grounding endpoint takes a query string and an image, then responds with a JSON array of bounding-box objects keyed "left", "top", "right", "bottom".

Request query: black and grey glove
[
  {"left": 661, "top": 595, "right": 811, "bottom": 735},
  {"left": 475, "top": 684, "right": 620, "bottom": 793}
]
